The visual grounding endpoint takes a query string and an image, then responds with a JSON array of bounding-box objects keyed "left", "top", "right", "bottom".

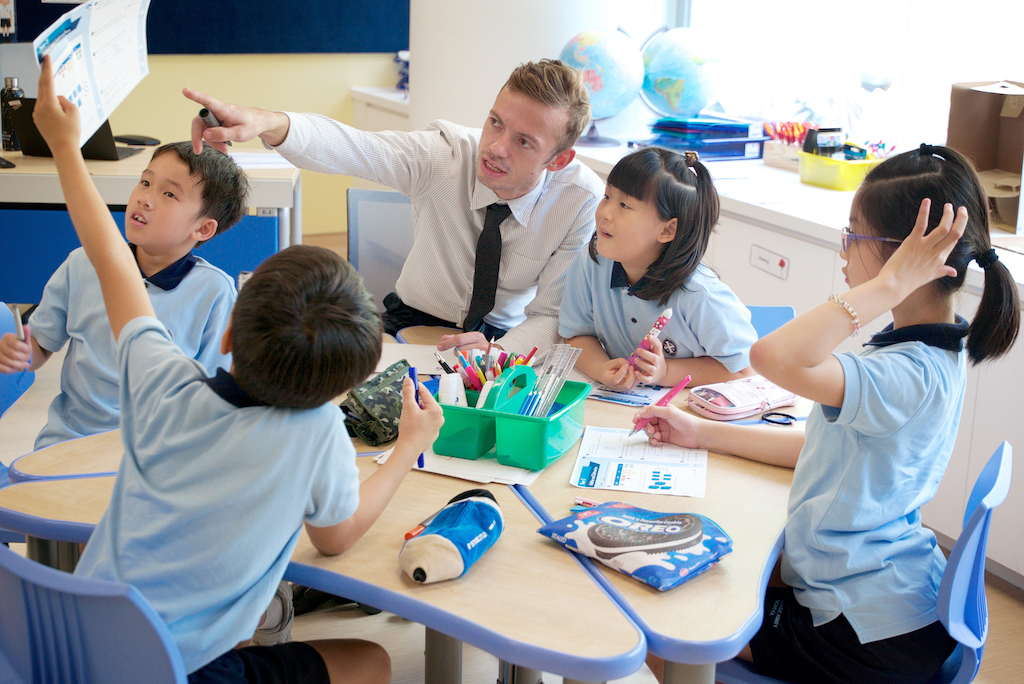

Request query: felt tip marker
[
  {"left": 629, "top": 374, "right": 691, "bottom": 437},
  {"left": 573, "top": 496, "right": 601, "bottom": 507},
  {"left": 628, "top": 308, "right": 673, "bottom": 368},
  {"left": 198, "top": 108, "right": 232, "bottom": 146},
  {"left": 12, "top": 305, "right": 24, "bottom": 342},
  {"left": 404, "top": 511, "right": 440, "bottom": 540},
  {"left": 408, "top": 366, "right": 425, "bottom": 469}
]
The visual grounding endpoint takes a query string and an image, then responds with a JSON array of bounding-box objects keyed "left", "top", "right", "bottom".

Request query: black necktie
[{"left": 463, "top": 202, "right": 512, "bottom": 331}]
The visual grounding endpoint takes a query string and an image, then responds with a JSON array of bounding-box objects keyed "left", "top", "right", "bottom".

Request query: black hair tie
[
  {"left": 976, "top": 248, "right": 999, "bottom": 269},
  {"left": 919, "top": 143, "right": 935, "bottom": 156}
]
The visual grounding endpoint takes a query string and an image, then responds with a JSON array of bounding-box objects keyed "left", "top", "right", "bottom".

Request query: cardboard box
[{"left": 946, "top": 81, "right": 1024, "bottom": 232}]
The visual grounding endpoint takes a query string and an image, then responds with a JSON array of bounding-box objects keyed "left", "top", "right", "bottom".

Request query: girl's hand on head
[
  {"left": 598, "top": 358, "right": 639, "bottom": 389},
  {"left": 632, "top": 335, "right": 667, "bottom": 385},
  {"left": 879, "top": 198, "right": 966, "bottom": 301},
  {"left": 33, "top": 56, "right": 81, "bottom": 153},
  {"left": 0, "top": 330, "right": 32, "bottom": 374},
  {"left": 634, "top": 404, "right": 701, "bottom": 448}
]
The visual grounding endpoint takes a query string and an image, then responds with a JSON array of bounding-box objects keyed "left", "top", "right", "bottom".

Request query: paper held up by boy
[
  {"left": 32, "top": 0, "right": 152, "bottom": 147},
  {"left": 570, "top": 426, "right": 708, "bottom": 498},
  {"left": 374, "top": 445, "right": 542, "bottom": 486}
]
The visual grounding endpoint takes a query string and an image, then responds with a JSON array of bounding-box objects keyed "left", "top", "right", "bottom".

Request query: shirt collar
[
  {"left": 129, "top": 243, "right": 198, "bottom": 291},
  {"left": 201, "top": 368, "right": 270, "bottom": 408},
  {"left": 470, "top": 171, "right": 547, "bottom": 227},
  {"left": 609, "top": 260, "right": 654, "bottom": 295},
  {"left": 863, "top": 315, "right": 969, "bottom": 352}
]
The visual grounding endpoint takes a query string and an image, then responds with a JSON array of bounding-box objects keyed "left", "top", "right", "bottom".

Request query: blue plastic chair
[
  {"left": 746, "top": 305, "right": 796, "bottom": 339},
  {"left": 0, "top": 303, "right": 34, "bottom": 545},
  {"left": 717, "top": 441, "right": 1013, "bottom": 684},
  {"left": 0, "top": 543, "right": 187, "bottom": 684}
]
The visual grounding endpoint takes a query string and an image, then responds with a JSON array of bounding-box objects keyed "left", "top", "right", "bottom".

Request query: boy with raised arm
[
  {"left": 33, "top": 56, "right": 444, "bottom": 683},
  {"left": 0, "top": 138, "right": 244, "bottom": 450}
]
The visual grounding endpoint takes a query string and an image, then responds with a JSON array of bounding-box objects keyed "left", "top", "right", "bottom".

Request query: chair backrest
[
  {"left": 346, "top": 188, "right": 415, "bottom": 313},
  {"left": 0, "top": 544, "right": 186, "bottom": 684},
  {"left": 746, "top": 305, "right": 796, "bottom": 339},
  {"left": 0, "top": 303, "right": 35, "bottom": 422},
  {"left": 934, "top": 441, "right": 1012, "bottom": 684}
]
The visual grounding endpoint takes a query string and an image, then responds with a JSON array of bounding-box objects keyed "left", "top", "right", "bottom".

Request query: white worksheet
[
  {"left": 33, "top": 0, "right": 151, "bottom": 146},
  {"left": 570, "top": 426, "right": 708, "bottom": 498}
]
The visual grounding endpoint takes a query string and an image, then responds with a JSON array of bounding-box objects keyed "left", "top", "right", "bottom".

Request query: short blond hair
[{"left": 504, "top": 59, "right": 591, "bottom": 155}]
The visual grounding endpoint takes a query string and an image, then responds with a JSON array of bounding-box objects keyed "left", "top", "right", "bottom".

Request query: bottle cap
[{"left": 4, "top": 77, "right": 17, "bottom": 88}]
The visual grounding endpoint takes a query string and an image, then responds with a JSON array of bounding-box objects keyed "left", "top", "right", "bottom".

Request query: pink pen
[
  {"left": 628, "top": 308, "right": 673, "bottom": 367},
  {"left": 629, "top": 374, "right": 691, "bottom": 437}
]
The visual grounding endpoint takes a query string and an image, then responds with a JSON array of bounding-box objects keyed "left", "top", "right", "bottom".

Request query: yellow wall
[{"left": 109, "top": 53, "right": 399, "bottom": 236}]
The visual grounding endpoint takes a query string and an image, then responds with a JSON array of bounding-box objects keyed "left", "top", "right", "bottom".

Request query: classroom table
[
  {"left": 0, "top": 467, "right": 647, "bottom": 684},
  {"left": 518, "top": 398, "right": 797, "bottom": 684},
  {"left": 1, "top": 353, "right": 803, "bottom": 684}
]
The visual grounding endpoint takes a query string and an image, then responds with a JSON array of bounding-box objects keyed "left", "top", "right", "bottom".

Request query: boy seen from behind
[
  {"left": 0, "top": 139, "right": 246, "bottom": 450},
  {"left": 33, "top": 56, "right": 444, "bottom": 684}
]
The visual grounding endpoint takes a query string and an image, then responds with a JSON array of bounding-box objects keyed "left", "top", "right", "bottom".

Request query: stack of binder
[{"left": 629, "top": 117, "right": 769, "bottom": 161}]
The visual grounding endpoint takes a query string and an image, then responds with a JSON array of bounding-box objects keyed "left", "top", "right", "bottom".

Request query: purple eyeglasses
[{"left": 841, "top": 226, "right": 903, "bottom": 252}]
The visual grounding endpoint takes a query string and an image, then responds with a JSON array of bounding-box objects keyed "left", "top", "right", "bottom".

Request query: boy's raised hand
[
  {"left": 396, "top": 376, "right": 444, "bottom": 461},
  {"left": 33, "top": 56, "right": 80, "bottom": 154}
]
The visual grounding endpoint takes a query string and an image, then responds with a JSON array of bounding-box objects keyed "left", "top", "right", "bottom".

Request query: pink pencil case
[{"left": 687, "top": 375, "right": 798, "bottom": 420}]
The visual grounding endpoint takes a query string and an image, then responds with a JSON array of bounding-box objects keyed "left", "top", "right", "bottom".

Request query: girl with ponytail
[
  {"left": 559, "top": 147, "right": 757, "bottom": 389},
  {"left": 638, "top": 144, "right": 1020, "bottom": 684}
]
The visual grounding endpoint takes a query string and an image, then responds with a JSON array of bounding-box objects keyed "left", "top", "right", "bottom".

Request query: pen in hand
[
  {"left": 408, "top": 366, "right": 425, "bottom": 469},
  {"left": 198, "top": 108, "right": 232, "bottom": 146},
  {"left": 629, "top": 374, "right": 691, "bottom": 437},
  {"left": 12, "top": 305, "right": 24, "bottom": 342}
]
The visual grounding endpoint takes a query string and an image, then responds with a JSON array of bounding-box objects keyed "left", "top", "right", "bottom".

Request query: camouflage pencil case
[{"left": 340, "top": 359, "right": 410, "bottom": 446}]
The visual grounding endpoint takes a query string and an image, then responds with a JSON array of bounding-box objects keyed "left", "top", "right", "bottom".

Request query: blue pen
[{"left": 408, "top": 366, "right": 425, "bottom": 468}]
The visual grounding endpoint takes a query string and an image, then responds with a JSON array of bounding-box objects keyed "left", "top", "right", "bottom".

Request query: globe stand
[{"left": 575, "top": 122, "right": 620, "bottom": 147}]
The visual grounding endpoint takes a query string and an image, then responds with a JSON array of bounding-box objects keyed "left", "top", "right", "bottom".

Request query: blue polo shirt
[
  {"left": 559, "top": 251, "right": 756, "bottom": 373},
  {"left": 75, "top": 317, "right": 360, "bottom": 674},
  {"left": 29, "top": 247, "right": 236, "bottom": 449},
  {"left": 782, "top": 317, "right": 969, "bottom": 644}
]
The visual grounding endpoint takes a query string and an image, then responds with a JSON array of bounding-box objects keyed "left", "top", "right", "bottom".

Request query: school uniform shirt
[
  {"left": 270, "top": 113, "right": 604, "bottom": 355},
  {"left": 781, "top": 318, "right": 970, "bottom": 644},
  {"left": 558, "top": 251, "right": 756, "bottom": 373},
  {"left": 29, "top": 247, "right": 235, "bottom": 450},
  {"left": 75, "top": 317, "right": 361, "bottom": 674}
]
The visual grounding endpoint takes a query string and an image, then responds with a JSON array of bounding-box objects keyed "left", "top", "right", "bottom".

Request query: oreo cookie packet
[{"left": 537, "top": 502, "right": 732, "bottom": 591}]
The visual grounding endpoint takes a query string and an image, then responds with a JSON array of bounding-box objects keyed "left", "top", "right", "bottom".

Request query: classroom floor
[{"left": 3, "top": 238, "right": 1022, "bottom": 682}]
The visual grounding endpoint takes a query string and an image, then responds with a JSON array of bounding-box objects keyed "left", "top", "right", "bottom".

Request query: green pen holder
[{"left": 432, "top": 365, "right": 591, "bottom": 470}]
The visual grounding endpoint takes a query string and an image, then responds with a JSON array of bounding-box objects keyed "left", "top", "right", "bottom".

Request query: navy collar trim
[
  {"left": 201, "top": 368, "right": 270, "bottom": 408},
  {"left": 130, "top": 244, "right": 198, "bottom": 291},
  {"left": 610, "top": 261, "right": 654, "bottom": 294},
  {"left": 863, "top": 315, "right": 969, "bottom": 352}
]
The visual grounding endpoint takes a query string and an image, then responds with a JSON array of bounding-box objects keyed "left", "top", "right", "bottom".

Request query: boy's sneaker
[{"left": 253, "top": 581, "right": 293, "bottom": 646}]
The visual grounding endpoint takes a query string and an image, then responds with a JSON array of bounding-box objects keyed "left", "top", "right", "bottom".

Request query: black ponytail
[
  {"left": 856, "top": 145, "right": 1020, "bottom": 363},
  {"left": 592, "top": 147, "right": 720, "bottom": 306}
]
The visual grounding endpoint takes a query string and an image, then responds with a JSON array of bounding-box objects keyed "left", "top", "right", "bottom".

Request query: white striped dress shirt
[{"left": 272, "top": 113, "right": 604, "bottom": 355}]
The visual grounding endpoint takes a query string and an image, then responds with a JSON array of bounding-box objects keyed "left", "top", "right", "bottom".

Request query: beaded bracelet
[{"left": 828, "top": 294, "right": 861, "bottom": 337}]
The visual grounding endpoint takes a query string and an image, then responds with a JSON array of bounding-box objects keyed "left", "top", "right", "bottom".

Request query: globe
[
  {"left": 559, "top": 29, "right": 643, "bottom": 121},
  {"left": 641, "top": 28, "right": 717, "bottom": 119}
]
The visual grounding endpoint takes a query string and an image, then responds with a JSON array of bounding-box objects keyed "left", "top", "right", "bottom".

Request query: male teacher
[{"left": 185, "top": 59, "right": 604, "bottom": 355}]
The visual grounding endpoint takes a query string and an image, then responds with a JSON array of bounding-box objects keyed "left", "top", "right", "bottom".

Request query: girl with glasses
[{"left": 639, "top": 144, "right": 1019, "bottom": 684}]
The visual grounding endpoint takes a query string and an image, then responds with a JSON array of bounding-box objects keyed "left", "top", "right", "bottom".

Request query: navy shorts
[
  {"left": 188, "top": 642, "right": 330, "bottom": 684},
  {"left": 748, "top": 586, "right": 956, "bottom": 684}
]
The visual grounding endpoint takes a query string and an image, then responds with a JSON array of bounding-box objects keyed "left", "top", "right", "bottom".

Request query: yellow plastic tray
[{"left": 798, "top": 151, "right": 880, "bottom": 191}]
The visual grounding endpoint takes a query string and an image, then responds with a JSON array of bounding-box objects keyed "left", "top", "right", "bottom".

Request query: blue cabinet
[{"left": 1, "top": 204, "right": 278, "bottom": 303}]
